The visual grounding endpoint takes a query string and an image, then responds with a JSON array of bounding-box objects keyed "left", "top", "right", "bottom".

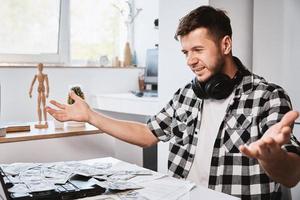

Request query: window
[
  {"left": 0, "top": 0, "right": 130, "bottom": 65},
  {"left": 0, "top": 0, "right": 63, "bottom": 63},
  {"left": 70, "top": 0, "right": 126, "bottom": 65}
]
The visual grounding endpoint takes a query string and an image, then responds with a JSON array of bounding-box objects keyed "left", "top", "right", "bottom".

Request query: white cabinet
[{"left": 90, "top": 93, "right": 163, "bottom": 116}]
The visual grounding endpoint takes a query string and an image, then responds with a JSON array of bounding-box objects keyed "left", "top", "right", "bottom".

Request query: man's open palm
[
  {"left": 46, "top": 91, "right": 90, "bottom": 122},
  {"left": 239, "top": 111, "right": 299, "bottom": 160}
]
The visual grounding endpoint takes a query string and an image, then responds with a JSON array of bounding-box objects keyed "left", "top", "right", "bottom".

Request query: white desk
[
  {"left": 91, "top": 93, "right": 163, "bottom": 116},
  {"left": 0, "top": 157, "right": 239, "bottom": 200}
]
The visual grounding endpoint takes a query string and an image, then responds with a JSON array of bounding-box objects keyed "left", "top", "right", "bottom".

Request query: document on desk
[
  {"left": 137, "top": 177, "right": 195, "bottom": 200},
  {"left": 94, "top": 160, "right": 193, "bottom": 199},
  {"left": 128, "top": 171, "right": 166, "bottom": 184}
]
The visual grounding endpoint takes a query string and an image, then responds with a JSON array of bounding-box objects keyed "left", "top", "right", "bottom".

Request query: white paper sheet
[{"left": 137, "top": 177, "right": 195, "bottom": 200}]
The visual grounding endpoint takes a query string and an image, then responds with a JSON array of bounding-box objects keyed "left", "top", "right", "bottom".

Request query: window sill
[{"left": 0, "top": 121, "right": 103, "bottom": 143}]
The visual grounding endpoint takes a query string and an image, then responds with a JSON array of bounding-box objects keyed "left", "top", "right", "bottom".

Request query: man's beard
[
  {"left": 212, "top": 54, "right": 225, "bottom": 75},
  {"left": 200, "top": 55, "right": 225, "bottom": 84}
]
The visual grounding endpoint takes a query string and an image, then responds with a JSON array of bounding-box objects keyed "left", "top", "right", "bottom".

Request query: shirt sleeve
[
  {"left": 260, "top": 85, "right": 292, "bottom": 133},
  {"left": 146, "top": 89, "right": 180, "bottom": 142},
  {"left": 260, "top": 84, "right": 300, "bottom": 155}
]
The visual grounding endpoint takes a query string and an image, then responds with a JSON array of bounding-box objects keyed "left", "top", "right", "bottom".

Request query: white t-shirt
[{"left": 187, "top": 93, "right": 234, "bottom": 187}]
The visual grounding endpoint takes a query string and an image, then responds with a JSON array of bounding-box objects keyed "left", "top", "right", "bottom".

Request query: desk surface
[
  {"left": 0, "top": 157, "right": 239, "bottom": 200},
  {"left": 0, "top": 121, "right": 102, "bottom": 144}
]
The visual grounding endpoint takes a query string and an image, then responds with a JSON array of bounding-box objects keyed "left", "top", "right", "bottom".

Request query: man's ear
[{"left": 221, "top": 35, "right": 232, "bottom": 55}]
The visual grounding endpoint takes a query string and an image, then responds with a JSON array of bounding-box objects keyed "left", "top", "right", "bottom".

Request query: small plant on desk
[
  {"left": 67, "top": 86, "right": 86, "bottom": 127},
  {"left": 68, "top": 86, "right": 85, "bottom": 104}
]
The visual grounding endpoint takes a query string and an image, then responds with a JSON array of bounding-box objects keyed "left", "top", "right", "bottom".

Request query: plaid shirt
[{"left": 147, "top": 58, "right": 300, "bottom": 200}]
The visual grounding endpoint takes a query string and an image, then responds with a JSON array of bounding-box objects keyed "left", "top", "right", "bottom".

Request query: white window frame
[
  {"left": 0, "top": 0, "right": 134, "bottom": 65},
  {"left": 0, "top": 0, "right": 69, "bottom": 64}
]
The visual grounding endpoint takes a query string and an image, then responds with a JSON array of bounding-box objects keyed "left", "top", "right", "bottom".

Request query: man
[{"left": 46, "top": 6, "right": 300, "bottom": 200}]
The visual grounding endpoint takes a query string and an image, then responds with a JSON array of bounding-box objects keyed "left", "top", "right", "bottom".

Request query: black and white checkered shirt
[{"left": 147, "top": 58, "right": 300, "bottom": 199}]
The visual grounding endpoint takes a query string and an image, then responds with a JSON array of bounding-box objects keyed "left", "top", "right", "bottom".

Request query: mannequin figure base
[{"left": 35, "top": 123, "right": 48, "bottom": 129}]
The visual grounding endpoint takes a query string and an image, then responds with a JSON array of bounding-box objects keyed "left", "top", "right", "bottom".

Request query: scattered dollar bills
[
  {"left": 91, "top": 178, "right": 143, "bottom": 191},
  {"left": 1, "top": 160, "right": 153, "bottom": 194}
]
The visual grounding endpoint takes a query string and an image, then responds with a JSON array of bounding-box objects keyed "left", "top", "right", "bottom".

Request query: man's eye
[
  {"left": 195, "top": 49, "right": 203, "bottom": 52},
  {"left": 182, "top": 51, "right": 188, "bottom": 56}
]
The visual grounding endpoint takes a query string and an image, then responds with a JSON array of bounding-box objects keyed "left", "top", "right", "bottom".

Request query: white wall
[
  {"left": 282, "top": 0, "right": 300, "bottom": 115},
  {"left": 252, "top": 0, "right": 285, "bottom": 85},
  {"left": 253, "top": 0, "right": 300, "bottom": 113}
]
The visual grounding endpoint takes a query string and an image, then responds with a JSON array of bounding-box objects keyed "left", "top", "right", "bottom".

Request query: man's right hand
[
  {"left": 47, "top": 91, "right": 158, "bottom": 148},
  {"left": 46, "top": 91, "right": 92, "bottom": 122}
]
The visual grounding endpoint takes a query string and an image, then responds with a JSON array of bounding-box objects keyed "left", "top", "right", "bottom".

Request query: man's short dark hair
[{"left": 175, "top": 6, "right": 232, "bottom": 42}]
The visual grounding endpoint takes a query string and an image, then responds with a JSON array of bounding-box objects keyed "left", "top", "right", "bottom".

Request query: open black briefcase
[{"left": 0, "top": 167, "right": 106, "bottom": 200}]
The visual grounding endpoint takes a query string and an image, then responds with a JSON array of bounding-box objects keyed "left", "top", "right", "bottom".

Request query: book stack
[{"left": 5, "top": 124, "right": 30, "bottom": 133}]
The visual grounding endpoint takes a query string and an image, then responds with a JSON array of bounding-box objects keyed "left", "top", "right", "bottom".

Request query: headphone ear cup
[
  {"left": 192, "top": 73, "right": 235, "bottom": 100},
  {"left": 192, "top": 77, "right": 208, "bottom": 99},
  {"left": 205, "top": 74, "right": 234, "bottom": 99}
]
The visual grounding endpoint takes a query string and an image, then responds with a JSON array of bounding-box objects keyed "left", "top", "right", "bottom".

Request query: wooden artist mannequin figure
[{"left": 29, "top": 63, "right": 49, "bottom": 128}]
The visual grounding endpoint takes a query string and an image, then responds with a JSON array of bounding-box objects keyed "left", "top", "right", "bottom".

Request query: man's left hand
[
  {"left": 239, "top": 111, "right": 299, "bottom": 159},
  {"left": 239, "top": 111, "right": 299, "bottom": 187}
]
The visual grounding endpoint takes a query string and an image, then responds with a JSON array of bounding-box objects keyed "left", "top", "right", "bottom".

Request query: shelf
[{"left": 0, "top": 121, "right": 102, "bottom": 143}]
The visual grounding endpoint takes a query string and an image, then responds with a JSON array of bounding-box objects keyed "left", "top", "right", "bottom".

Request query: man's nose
[{"left": 187, "top": 55, "right": 198, "bottom": 67}]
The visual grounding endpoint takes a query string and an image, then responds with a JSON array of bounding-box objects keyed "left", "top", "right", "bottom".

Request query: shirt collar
[{"left": 233, "top": 56, "right": 254, "bottom": 97}]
